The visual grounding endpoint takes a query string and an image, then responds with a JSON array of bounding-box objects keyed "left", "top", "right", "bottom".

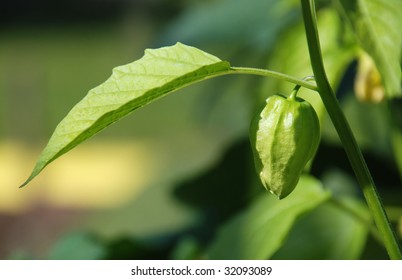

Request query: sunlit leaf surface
[{"left": 21, "top": 43, "right": 230, "bottom": 187}]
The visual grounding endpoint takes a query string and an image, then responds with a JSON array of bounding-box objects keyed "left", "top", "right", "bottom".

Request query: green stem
[
  {"left": 229, "top": 67, "right": 318, "bottom": 91},
  {"left": 300, "top": 0, "right": 402, "bottom": 259},
  {"left": 289, "top": 85, "right": 301, "bottom": 100},
  {"left": 289, "top": 76, "right": 316, "bottom": 100}
]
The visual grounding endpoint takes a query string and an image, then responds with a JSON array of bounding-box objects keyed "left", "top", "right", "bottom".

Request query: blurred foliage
[
  {"left": 1, "top": 0, "right": 401, "bottom": 260},
  {"left": 207, "top": 176, "right": 330, "bottom": 259},
  {"left": 48, "top": 232, "right": 105, "bottom": 260},
  {"left": 272, "top": 197, "right": 369, "bottom": 260},
  {"left": 337, "top": 0, "right": 402, "bottom": 98}
]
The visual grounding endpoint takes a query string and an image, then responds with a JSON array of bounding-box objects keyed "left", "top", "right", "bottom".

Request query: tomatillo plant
[{"left": 20, "top": 0, "right": 402, "bottom": 259}]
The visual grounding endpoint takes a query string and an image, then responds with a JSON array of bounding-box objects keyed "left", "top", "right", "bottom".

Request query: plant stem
[
  {"left": 229, "top": 67, "right": 318, "bottom": 91},
  {"left": 289, "top": 85, "right": 301, "bottom": 100},
  {"left": 300, "top": 0, "right": 402, "bottom": 259},
  {"left": 289, "top": 76, "right": 316, "bottom": 100}
]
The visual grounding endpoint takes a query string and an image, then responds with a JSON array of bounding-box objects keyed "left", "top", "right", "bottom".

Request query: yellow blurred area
[{"left": 0, "top": 139, "right": 160, "bottom": 213}]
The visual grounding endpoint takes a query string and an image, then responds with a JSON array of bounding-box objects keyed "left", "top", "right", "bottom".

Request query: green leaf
[
  {"left": 48, "top": 232, "right": 104, "bottom": 260},
  {"left": 337, "top": 0, "right": 402, "bottom": 98},
  {"left": 272, "top": 198, "right": 370, "bottom": 259},
  {"left": 206, "top": 175, "right": 330, "bottom": 259},
  {"left": 21, "top": 42, "right": 231, "bottom": 187}
]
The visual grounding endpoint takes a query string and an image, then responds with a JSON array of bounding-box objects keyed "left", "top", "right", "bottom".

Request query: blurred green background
[{"left": 1, "top": 0, "right": 401, "bottom": 259}]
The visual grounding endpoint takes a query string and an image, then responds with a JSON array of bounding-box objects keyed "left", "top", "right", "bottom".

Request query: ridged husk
[{"left": 250, "top": 94, "right": 320, "bottom": 199}]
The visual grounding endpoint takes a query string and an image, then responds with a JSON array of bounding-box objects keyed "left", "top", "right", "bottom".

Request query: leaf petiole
[{"left": 229, "top": 67, "right": 318, "bottom": 91}]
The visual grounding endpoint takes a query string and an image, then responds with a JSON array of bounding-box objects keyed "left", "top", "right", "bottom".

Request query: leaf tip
[
  {"left": 19, "top": 176, "right": 34, "bottom": 189},
  {"left": 19, "top": 165, "right": 43, "bottom": 189}
]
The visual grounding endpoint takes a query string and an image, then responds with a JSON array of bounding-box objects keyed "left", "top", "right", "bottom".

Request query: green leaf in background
[
  {"left": 322, "top": 92, "right": 392, "bottom": 156},
  {"left": 48, "top": 232, "right": 104, "bottom": 260},
  {"left": 160, "top": 0, "right": 299, "bottom": 52},
  {"left": 206, "top": 175, "right": 330, "bottom": 259},
  {"left": 272, "top": 197, "right": 370, "bottom": 259},
  {"left": 260, "top": 8, "right": 356, "bottom": 119},
  {"left": 337, "top": 0, "right": 402, "bottom": 98},
  {"left": 20, "top": 43, "right": 231, "bottom": 187}
]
